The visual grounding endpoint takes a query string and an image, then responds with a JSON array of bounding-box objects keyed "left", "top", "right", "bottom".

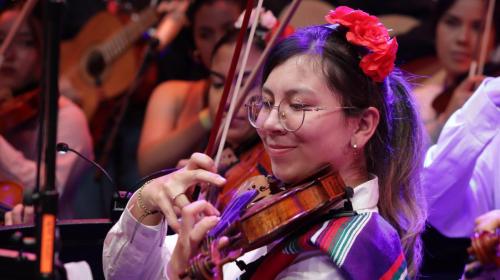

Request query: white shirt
[
  {"left": 423, "top": 77, "right": 500, "bottom": 237},
  {"left": 0, "top": 96, "right": 93, "bottom": 218},
  {"left": 102, "top": 176, "right": 380, "bottom": 280}
]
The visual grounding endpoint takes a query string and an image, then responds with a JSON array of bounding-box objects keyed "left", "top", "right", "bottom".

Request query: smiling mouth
[
  {"left": 450, "top": 52, "right": 471, "bottom": 62},
  {"left": 265, "top": 144, "right": 296, "bottom": 156}
]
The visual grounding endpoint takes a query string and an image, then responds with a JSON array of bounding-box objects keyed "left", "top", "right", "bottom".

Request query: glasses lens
[
  {"left": 279, "top": 101, "right": 305, "bottom": 132},
  {"left": 247, "top": 95, "right": 267, "bottom": 128},
  {"left": 247, "top": 96, "right": 306, "bottom": 132}
]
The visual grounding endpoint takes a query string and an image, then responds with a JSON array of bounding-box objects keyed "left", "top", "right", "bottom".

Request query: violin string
[
  {"left": 214, "top": 0, "right": 265, "bottom": 168},
  {"left": 231, "top": 0, "right": 303, "bottom": 120}
]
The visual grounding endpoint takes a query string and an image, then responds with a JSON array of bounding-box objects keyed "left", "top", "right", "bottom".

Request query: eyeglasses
[{"left": 246, "top": 95, "right": 358, "bottom": 132}]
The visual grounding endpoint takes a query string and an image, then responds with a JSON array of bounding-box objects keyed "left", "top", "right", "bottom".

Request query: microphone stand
[
  {"left": 36, "top": 1, "right": 65, "bottom": 279},
  {"left": 93, "top": 36, "right": 159, "bottom": 221}
]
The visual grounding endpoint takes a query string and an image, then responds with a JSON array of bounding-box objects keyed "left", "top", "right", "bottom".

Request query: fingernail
[{"left": 215, "top": 175, "right": 226, "bottom": 184}]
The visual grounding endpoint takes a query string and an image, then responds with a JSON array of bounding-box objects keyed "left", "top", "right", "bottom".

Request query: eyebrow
[
  {"left": 209, "top": 70, "right": 252, "bottom": 81},
  {"left": 262, "top": 86, "right": 315, "bottom": 98}
]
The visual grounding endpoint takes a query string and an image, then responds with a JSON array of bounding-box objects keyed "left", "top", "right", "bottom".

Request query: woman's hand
[
  {"left": 442, "top": 75, "right": 485, "bottom": 120},
  {"left": 474, "top": 209, "right": 500, "bottom": 233},
  {"left": 4, "top": 204, "right": 34, "bottom": 225},
  {"left": 134, "top": 153, "right": 226, "bottom": 231},
  {"left": 168, "top": 200, "right": 220, "bottom": 279}
]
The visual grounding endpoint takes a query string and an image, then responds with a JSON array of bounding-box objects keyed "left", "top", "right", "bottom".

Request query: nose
[
  {"left": 261, "top": 104, "right": 286, "bottom": 133},
  {"left": 456, "top": 25, "right": 473, "bottom": 46}
]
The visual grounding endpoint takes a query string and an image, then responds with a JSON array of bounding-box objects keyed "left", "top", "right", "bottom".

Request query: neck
[{"left": 339, "top": 155, "right": 370, "bottom": 188}]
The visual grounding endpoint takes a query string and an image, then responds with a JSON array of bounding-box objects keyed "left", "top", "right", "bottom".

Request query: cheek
[
  {"left": 208, "top": 89, "right": 222, "bottom": 117},
  {"left": 194, "top": 36, "right": 214, "bottom": 66},
  {"left": 300, "top": 119, "right": 351, "bottom": 166},
  {"left": 14, "top": 50, "right": 38, "bottom": 76},
  {"left": 436, "top": 25, "right": 450, "bottom": 56}
]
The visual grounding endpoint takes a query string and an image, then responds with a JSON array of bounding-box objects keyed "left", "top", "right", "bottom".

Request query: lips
[
  {"left": 450, "top": 51, "right": 471, "bottom": 63},
  {"left": 264, "top": 142, "right": 296, "bottom": 157}
]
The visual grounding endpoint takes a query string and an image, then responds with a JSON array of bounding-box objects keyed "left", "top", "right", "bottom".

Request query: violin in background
[
  {"left": 465, "top": 230, "right": 500, "bottom": 278},
  {"left": 0, "top": 88, "right": 39, "bottom": 134},
  {"left": 0, "top": 89, "right": 37, "bottom": 215}
]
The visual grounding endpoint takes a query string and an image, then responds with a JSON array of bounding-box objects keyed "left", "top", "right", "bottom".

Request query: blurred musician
[{"left": 0, "top": 3, "right": 93, "bottom": 221}]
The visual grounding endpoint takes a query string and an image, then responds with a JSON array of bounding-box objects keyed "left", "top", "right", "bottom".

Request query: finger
[
  {"left": 189, "top": 216, "right": 220, "bottom": 247},
  {"left": 165, "top": 169, "right": 225, "bottom": 201},
  {"left": 185, "top": 153, "right": 217, "bottom": 173},
  {"left": 461, "top": 75, "right": 486, "bottom": 91},
  {"left": 180, "top": 169, "right": 226, "bottom": 188},
  {"left": 4, "top": 211, "right": 13, "bottom": 226},
  {"left": 23, "top": 206, "right": 34, "bottom": 224},
  {"left": 176, "top": 159, "right": 189, "bottom": 169},
  {"left": 217, "top": 236, "right": 230, "bottom": 250},
  {"left": 173, "top": 193, "right": 190, "bottom": 209},
  {"left": 156, "top": 194, "right": 181, "bottom": 232},
  {"left": 181, "top": 201, "right": 220, "bottom": 231},
  {"left": 12, "top": 204, "right": 24, "bottom": 225}
]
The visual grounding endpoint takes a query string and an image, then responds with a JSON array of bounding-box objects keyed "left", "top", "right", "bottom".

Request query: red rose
[
  {"left": 347, "top": 22, "right": 390, "bottom": 52},
  {"left": 324, "top": 6, "right": 397, "bottom": 82},
  {"left": 325, "top": 7, "right": 378, "bottom": 29},
  {"left": 359, "top": 38, "right": 398, "bottom": 82}
]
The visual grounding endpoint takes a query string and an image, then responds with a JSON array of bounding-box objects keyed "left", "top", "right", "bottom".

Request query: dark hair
[
  {"left": 211, "top": 27, "right": 266, "bottom": 60},
  {"left": 0, "top": 2, "right": 43, "bottom": 52},
  {"left": 187, "top": 0, "right": 246, "bottom": 25},
  {"left": 432, "top": 0, "right": 500, "bottom": 44},
  {"left": 262, "top": 25, "right": 426, "bottom": 278}
]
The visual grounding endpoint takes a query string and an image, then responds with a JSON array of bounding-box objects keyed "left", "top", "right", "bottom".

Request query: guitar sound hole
[{"left": 86, "top": 49, "right": 106, "bottom": 85}]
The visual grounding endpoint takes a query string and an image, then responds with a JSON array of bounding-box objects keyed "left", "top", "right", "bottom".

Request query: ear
[{"left": 351, "top": 107, "right": 380, "bottom": 148}]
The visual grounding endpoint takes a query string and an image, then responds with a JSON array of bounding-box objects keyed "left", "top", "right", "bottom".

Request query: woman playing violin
[
  {"left": 412, "top": 0, "right": 500, "bottom": 144},
  {"left": 0, "top": 3, "right": 93, "bottom": 221},
  {"left": 103, "top": 6, "right": 426, "bottom": 279}
]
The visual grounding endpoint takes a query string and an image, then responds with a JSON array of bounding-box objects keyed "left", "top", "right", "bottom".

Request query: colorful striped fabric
[{"left": 249, "top": 212, "right": 409, "bottom": 280}]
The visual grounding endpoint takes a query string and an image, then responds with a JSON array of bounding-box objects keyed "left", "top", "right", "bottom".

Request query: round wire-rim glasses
[{"left": 245, "top": 95, "right": 359, "bottom": 132}]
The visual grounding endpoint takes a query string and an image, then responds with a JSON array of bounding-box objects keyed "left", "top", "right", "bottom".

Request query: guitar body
[{"left": 60, "top": 11, "right": 137, "bottom": 119}]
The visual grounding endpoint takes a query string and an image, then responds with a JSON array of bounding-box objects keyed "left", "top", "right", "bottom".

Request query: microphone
[
  {"left": 56, "top": 142, "right": 115, "bottom": 186},
  {"left": 57, "top": 142, "right": 127, "bottom": 221}
]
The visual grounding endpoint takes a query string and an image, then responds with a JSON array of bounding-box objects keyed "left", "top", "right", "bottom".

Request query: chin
[{"left": 271, "top": 160, "right": 306, "bottom": 184}]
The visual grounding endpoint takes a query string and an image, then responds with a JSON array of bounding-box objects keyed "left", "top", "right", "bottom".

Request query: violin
[
  {"left": 0, "top": 88, "right": 39, "bottom": 134},
  {"left": 215, "top": 140, "right": 272, "bottom": 210},
  {"left": 465, "top": 230, "right": 500, "bottom": 278},
  {"left": 181, "top": 168, "right": 349, "bottom": 279}
]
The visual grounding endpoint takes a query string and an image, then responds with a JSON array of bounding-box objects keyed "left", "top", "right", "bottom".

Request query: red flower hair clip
[{"left": 325, "top": 6, "right": 398, "bottom": 82}]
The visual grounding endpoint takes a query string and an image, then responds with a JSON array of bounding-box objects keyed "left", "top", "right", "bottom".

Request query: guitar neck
[{"left": 100, "top": 7, "right": 159, "bottom": 63}]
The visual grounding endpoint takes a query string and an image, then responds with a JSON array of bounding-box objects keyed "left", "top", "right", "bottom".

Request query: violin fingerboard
[{"left": 208, "top": 190, "right": 258, "bottom": 238}]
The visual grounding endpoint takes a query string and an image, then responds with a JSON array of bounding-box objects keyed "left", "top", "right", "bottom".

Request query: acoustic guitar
[{"left": 60, "top": 7, "right": 159, "bottom": 119}]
